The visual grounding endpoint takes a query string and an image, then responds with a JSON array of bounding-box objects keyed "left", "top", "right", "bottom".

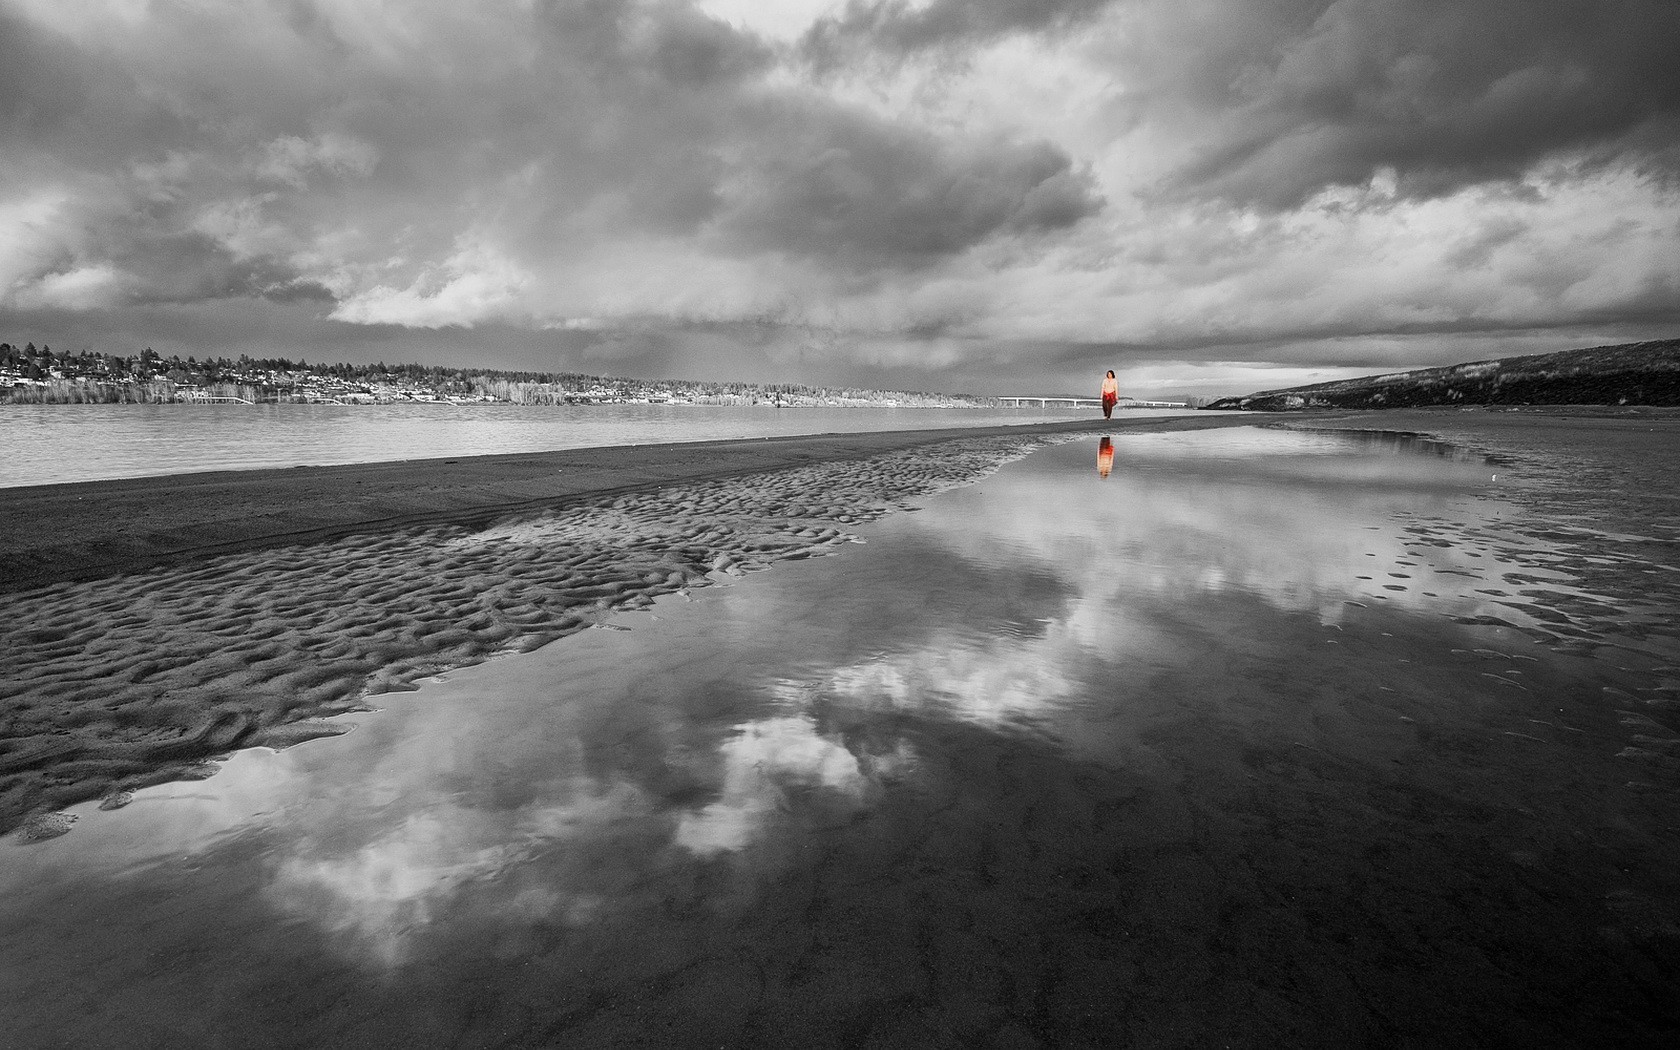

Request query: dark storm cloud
[
  {"left": 2, "top": 0, "right": 1674, "bottom": 387},
  {"left": 719, "top": 104, "right": 1102, "bottom": 266},
  {"left": 0, "top": 9, "right": 87, "bottom": 138},
  {"left": 512, "top": 2, "right": 1106, "bottom": 266},
  {"left": 1142, "top": 0, "right": 1680, "bottom": 208},
  {"left": 632, "top": 1, "right": 778, "bottom": 86},
  {"left": 0, "top": 1, "right": 741, "bottom": 282},
  {"left": 115, "top": 233, "right": 328, "bottom": 304},
  {"left": 1440, "top": 216, "right": 1529, "bottom": 272},
  {"left": 800, "top": 0, "right": 1116, "bottom": 69},
  {"left": 2, "top": 0, "right": 1095, "bottom": 321}
]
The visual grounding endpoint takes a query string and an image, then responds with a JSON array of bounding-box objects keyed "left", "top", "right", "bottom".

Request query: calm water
[
  {"left": 0, "top": 402, "right": 1153, "bottom": 488},
  {"left": 2, "top": 427, "right": 1677, "bottom": 1045}
]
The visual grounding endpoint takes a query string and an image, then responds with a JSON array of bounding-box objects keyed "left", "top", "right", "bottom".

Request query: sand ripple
[
  {"left": 0, "top": 436, "right": 1053, "bottom": 836},
  {"left": 1284, "top": 415, "right": 1680, "bottom": 784}
]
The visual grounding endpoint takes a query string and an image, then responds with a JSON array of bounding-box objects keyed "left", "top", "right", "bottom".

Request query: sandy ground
[
  {"left": 1284, "top": 407, "right": 1680, "bottom": 643},
  {"left": 6, "top": 406, "right": 1674, "bottom": 838},
  {"left": 0, "top": 416, "right": 1246, "bottom": 594},
  {"left": 0, "top": 414, "right": 1252, "bottom": 836},
  {"left": 4, "top": 410, "right": 1677, "bottom": 1045}
]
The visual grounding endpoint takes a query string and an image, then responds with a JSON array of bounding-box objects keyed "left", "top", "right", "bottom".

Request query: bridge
[
  {"left": 996, "top": 396, "right": 1100, "bottom": 407},
  {"left": 178, "top": 391, "right": 254, "bottom": 404}
]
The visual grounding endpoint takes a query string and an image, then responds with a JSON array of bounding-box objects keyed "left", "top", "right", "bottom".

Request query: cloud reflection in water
[
  {"left": 2, "top": 428, "right": 1514, "bottom": 980},
  {"left": 7, "top": 426, "right": 1677, "bottom": 1047},
  {"left": 253, "top": 428, "right": 1512, "bottom": 967},
  {"left": 727, "top": 428, "right": 1508, "bottom": 756},
  {"left": 675, "top": 716, "right": 868, "bottom": 857},
  {"left": 266, "top": 777, "right": 647, "bottom": 965}
]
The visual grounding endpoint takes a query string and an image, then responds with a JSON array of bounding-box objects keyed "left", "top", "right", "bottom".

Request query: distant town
[
  {"left": 0, "top": 341, "right": 1198, "bottom": 408},
  {"left": 0, "top": 341, "right": 992, "bottom": 408}
]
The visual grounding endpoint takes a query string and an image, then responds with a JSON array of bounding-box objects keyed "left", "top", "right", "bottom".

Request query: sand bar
[
  {"left": 1, "top": 414, "right": 1247, "bottom": 594},
  {"left": 5, "top": 413, "right": 1678, "bottom": 1044},
  {"left": 6, "top": 406, "right": 1675, "bottom": 838},
  {"left": 1, "top": 414, "right": 1258, "bottom": 835}
]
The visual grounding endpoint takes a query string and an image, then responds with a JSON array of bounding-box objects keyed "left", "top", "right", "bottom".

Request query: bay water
[{"left": 0, "top": 402, "right": 1158, "bottom": 488}]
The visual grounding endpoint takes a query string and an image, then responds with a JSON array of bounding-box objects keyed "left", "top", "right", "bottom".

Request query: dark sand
[
  {"left": 2, "top": 406, "right": 1679, "bottom": 1046},
  {"left": 6, "top": 406, "right": 1676, "bottom": 839},
  {"left": 0, "top": 415, "right": 1249, "bottom": 595},
  {"left": 1, "top": 414, "right": 1254, "bottom": 835},
  {"left": 14, "top": 407, "right": 1666, "bottom": 596},
  {"left": 1286, "top": 408, "right": 1680, "bottom": 643},
  {"left": 3, "top": 409, "right": 1677, "bottom": 1047}
]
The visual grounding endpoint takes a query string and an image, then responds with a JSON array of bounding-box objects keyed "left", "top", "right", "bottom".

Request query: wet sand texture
[
  {"left": 0, "top": 426, "right": 1132, "bottom": 835},
  {"left": 0, "top": 416, "right": 1240, "bottom": 594},
  {"left": 1284, "top": 409, "right": 1680, "bottom": 652},
  {"left": 6, "top": 407, "right": 1671, "bottom": 839},
  {"left": 4, "top": 419, "right": 1677, "bottom": 1046}
]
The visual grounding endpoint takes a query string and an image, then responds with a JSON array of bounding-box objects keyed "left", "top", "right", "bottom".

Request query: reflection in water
[
  {"left": 2, "top": 427, "right": 1677, "bottom": 1046},
  {"left": 674, "top": 715, "right": 871, "bottom": 857},
  {"left": 0, "top": 402, "right": 1147, "bottom": 487},
  {"left": 1096, "top": 435, "right": 1113, "bottom": 478},
  {"left": 265, "top": 778, "right": 646, "bottom": 966}
]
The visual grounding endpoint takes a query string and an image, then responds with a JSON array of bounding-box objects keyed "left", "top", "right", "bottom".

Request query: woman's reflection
[{"left": 1097, "top": 436, "right": 1114, "bottom": 479}]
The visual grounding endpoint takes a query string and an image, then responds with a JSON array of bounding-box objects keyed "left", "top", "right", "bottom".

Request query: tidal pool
[{"left": 3, "top": 426, "right": 1677, "bottom": 1047}]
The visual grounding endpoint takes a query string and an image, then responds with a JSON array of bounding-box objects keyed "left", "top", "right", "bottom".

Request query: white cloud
[
  {"left": 266, "top": 778, "right": 643, "bottom": 966},
  {"left": 0, "top": 191, "right": 73, "bottom": 296},
  {"left": 12, "top": 264, "right": 128, "bottom": 310},
  {"left": 694, "top": 0, "right": 840, "bottom": 41},
  {"left": 330, "top": 236, "right": 533, "bottom": 327},
  {"left": 674, "top": 715, "right": 865, "bottom": 856},
  {"left": 191, "top": 197, "right": 293, "bottom": 261},
  {"left": 255, "top": 133, "right": 379, "bottom": 190}
]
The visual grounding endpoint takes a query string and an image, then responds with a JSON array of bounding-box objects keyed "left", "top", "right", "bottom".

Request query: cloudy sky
[{"left": 2, "top": 0, "right": 1676, "bottom": 396}]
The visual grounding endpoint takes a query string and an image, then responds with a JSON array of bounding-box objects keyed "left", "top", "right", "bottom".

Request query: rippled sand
[
  {"left": 0, "top": 432, "right": 1068, "bottom": 836},
  {"left": 2, "top": 412, "right": 1678, "bottom": 1045},
  {"left": 1284, "top": 409, "right": 1680, "bottom": 657}
]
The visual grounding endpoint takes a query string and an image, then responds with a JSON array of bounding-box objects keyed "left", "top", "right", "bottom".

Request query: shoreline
[
  {"left": 1, "top": 414, "right": 1248, "bottom": 594},
  {"left": 5, "top": 405, "right": 1672, "bottom": 596},
  {"left": 0, "top": 403, "right": 1144, "bottom": 492},
  {"left": 6, "top": 406, "right": 1674, "bottom": 836},
  {"left": 0, "top": 413, "right": 1245, "bottom": 833}
]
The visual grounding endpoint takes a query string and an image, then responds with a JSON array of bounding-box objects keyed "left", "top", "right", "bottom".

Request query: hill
[{"left": 1205, "top": 338, "right": 1680, "bottom": 411}]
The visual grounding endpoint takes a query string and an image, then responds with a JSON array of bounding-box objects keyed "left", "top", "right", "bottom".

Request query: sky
[{"left": 1, "top": 0, "right": 1677, "bottom": 398}]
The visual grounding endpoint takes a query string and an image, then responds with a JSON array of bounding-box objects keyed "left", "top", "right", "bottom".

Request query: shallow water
[
  {"left": 0, "top": 401, "right": 1139, "bottom": 487},
  {"left": 3, "top": 427, "right": 1677, "bottom": 1046}
]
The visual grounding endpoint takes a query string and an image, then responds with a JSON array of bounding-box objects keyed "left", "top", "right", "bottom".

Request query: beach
[
  {"left": 0, "top": 413, "right": 1243, "bottom": 834},
  {"left": 3, "top": 408, "right": 1679, "bottom": 1044},
  {"left": 0, "top": 414, "right": 1203, "bottom": 593}
]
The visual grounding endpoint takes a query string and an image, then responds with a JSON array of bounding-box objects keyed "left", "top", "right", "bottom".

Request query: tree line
[{"left": 0, "top": 341, "right": 992, "bottom": 407}]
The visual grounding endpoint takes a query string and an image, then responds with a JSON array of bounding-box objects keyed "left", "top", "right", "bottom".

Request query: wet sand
[
  {"left": 0, "top": 414, "right": 1246, "bottom": 836},
  {"left": 2, "top": 416, "right": 1677, "bottom": 1046},
  {"left": 0, "top": 415, "right": 1235, "bottom": 595},
  {"left": 1286, "top": 408, "right": 1680, "bottom": 649},
  {"left": 5, "top": 407, "right": 1676, "bottom": 840}
]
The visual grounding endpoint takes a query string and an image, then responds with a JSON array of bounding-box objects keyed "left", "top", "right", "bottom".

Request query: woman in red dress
[{"left": 1100, "top": 370, "right": 1119, "bottom": 419}]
